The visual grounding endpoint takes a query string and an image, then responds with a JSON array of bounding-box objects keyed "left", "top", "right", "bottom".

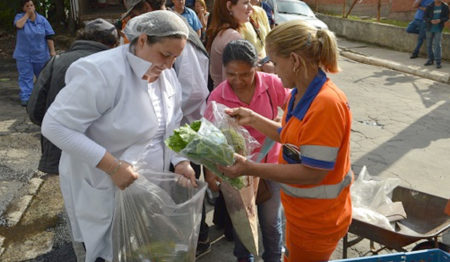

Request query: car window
[{"left": 277, "top": 1, "right": 315, "bottom": 16}]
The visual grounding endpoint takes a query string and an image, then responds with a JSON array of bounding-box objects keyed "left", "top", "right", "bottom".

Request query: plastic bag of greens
[
  {"left": 204, "top": 101, "right": 260, "bottom": 158},
  {"left": 204, "top": 101, "right": 261, "bottom": 255},
  {"left": 165, "top": 118, "right": 248, "bottom": 189},
  {"left": 112, "top": 169, "right": 206, "bottom": 262}
]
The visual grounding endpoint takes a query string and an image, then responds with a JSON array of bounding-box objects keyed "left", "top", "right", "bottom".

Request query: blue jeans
[
  {"left": 426, "top": 31, "right": 442, "bottom": 64},
  {"left": 412, "top": 20, "right": 427, "bottom": 56},
  {"left": 16, "top": 59, "right": 46, "bottom": 102},
  {"left": 233, "top": 180, "right": 283, "bottom": 262},
  {"left": 406, "top": 18, "right": 422, "bottom": 34}
]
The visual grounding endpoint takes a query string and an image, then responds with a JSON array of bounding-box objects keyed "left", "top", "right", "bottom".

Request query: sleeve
[
  {"left": 46, "top": 59, "right": 114, "bottom": 134},
  {"left": 14, "top": 13, "right": 23, "bottom": 26},
  {"left": 43, "top": 17, "right": 55, "bottom": 36},
  {"left": 167, "top": 70, "right": 190, "bottom": 166},
  {"left": 299, "top": 95, "right": 349, "bottom": 170},
  {"left": 173, "top": 43, "right": 209, "bottom": 124},
  {"left": 41, "top": 114, "right": 106, "bottom": 167},
  {"left": 192, "top": 14, "right": 203, "bottom": 31}
]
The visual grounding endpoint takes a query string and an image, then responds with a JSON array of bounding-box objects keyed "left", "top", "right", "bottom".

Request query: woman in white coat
[{"left": 41, "top": 11, "right": 196, "bottom": 262}]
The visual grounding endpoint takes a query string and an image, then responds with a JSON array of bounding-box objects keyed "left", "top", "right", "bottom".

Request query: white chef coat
[
  {"left": 42, "top": 44, "right": 185, "bottom": 261},
  {"left": 173, "top": 42, "right": 209, "bottom": 125}
]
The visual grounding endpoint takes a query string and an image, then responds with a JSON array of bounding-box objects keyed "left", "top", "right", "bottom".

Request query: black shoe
[
  {"left": 436, "top": 63, "right": 442, "bottom": 69},
  {"left": 410, "top": 54, "right": 418, "bottom": 59},
  {"left": 424, "top": 60, "right": 434, "bottom": 66},
  {"left": 196, "top": 239, "right": 211, "bottom": 258},
  {"left": 20, "top": 100, "right": 28, "bottom": 107}
]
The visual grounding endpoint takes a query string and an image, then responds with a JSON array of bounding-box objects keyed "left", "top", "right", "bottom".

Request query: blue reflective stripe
[{"left": 302, "top": 155, "right": 335, "bottom": 170}]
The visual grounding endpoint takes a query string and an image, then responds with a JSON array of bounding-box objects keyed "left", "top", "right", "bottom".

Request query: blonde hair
[
  {"left": 266, "top": 20, "right": 339, "bottom": 73},
  {"left": 195, "top": 0, "right": 207, "bottom": 10}
]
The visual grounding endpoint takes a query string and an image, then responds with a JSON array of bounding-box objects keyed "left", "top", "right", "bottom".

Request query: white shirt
[
  {"left": 42, "top": 44, "right": 185, "bottom": 261},
  {"left": 173, "top": 42, "right": 209, "bottom": 125}
]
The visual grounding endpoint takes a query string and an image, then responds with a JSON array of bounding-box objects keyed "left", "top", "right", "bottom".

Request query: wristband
[{"left": 108, "top": 160, "right": 122, "bottom": 176}]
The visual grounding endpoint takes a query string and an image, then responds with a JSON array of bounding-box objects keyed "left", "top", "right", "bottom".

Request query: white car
[{"left": 265, "top": 0, "right": 328, "bottom": 29}]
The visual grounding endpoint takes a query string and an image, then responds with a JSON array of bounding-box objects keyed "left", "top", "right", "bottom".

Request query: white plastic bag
[
  {"left": 112, "top": 169, "right": 206, "bottom": 262},
  {"left": 351, "top": 166, "right": 401, "bottom": 231}
]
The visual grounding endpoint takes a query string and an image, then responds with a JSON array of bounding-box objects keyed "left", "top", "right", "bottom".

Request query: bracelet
[{"left": 108, "top": 160, "right": 122, "bottom": 176}]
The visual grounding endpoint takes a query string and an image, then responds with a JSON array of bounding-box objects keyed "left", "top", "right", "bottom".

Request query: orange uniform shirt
[{"left": 278, "top": 69, "right": 353, "bottom": 261}]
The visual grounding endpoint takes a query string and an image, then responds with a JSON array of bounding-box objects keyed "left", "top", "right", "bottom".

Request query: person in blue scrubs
[{"left": 13, "top": 0, "right": 55, "bottom": 106}]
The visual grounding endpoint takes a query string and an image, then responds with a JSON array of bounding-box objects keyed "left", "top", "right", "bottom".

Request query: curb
[
  {"left": 339, "top": 49, "right": 450, "bottom": 84},
  {"left": 4, "top": 177, "right": 43, "bottom": 227}
]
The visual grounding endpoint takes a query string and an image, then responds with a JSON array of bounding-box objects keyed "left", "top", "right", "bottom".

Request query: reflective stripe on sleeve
[
  {"left": 280, "top": 169, "right": 353, "bottom": 199},
  {"left": 300, "top": 145, "right": 339, "bottom": 162}
]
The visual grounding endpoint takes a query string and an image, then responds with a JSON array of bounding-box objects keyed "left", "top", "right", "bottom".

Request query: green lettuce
[{"left": 165, "top": 120, "right": 246, "bottom": 189}]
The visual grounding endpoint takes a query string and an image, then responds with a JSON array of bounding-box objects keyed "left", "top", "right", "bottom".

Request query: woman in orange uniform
[{"left": 219, "top": 20, "right": 353, "bottom": 262}]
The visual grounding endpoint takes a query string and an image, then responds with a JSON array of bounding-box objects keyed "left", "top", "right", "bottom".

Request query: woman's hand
[
  {"left": 110, "top": 161, "right": 139, "bottom": 190},
  {"left": 217, "top": 153, "right": 249, "bottom": 179},
  {"left": 225, "top": 107, "right": 255, "bottom": 126},
  {"left": 204, "top": 169, "right": 222, "bottom": 192},
  {"left": 174, "top": 161, "right": 198, "bottom": 187}
]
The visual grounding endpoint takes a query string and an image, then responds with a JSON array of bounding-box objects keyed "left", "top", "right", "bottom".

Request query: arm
[
  {"left": 42, "top": 114, "right": 138, "bottom": 190},
  {"left": 15, "top": 13, "right": 30, "bottom": 29},
  {"left": 225, "top": 107, "right": 281, "bottom": 142},
  {"left": 219, "top": 154, "right": 328, "bottom": 185},
  {"left": 47, "top": 39, "right": 56, "bottom": 56}
]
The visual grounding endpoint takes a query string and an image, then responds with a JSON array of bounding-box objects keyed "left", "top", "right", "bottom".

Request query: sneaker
[
  {"left": 436, "top": 63, "right": 442, "bottom": 69},
  {"left": 196, "top": 239, "right": 211, "bottom": 258},
  {"left": 410, "top": 54, "right": 418, "bottom": 59},
  {"left": 424, "top": 60, "right": 434, "bottom": 66}
]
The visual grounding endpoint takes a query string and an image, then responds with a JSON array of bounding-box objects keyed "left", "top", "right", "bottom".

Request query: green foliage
[{"left": 0, "top": 1, "right": 18, "bottom": 32}]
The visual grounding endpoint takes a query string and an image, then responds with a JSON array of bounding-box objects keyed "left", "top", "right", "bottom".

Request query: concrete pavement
[
  {"left": 0, "top": 37, "right": 449, "bottom": 261},
  {"left": 337, "top": 37, "right": 450, "bottom": 84}
]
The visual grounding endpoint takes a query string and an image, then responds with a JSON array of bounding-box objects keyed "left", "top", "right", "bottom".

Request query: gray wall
[{"left": 318, "top": 14, "right": 450, "bottom": 60}]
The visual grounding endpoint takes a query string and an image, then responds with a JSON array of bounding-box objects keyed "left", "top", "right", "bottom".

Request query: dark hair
[
  {"left": 222, "top": 39, "right": 258, "bottom": 67},
  {"left": 145, "top": 0, "right": 166, "bottom": 10},
  {"left": 76, "top": 29, "right": 119, "bottom": 47},
  {"left": 20, "top": 0, "right": 33, "bottom": 9},
  {"left": 134, "top": 0, "right": 167, "bottom": 12}
]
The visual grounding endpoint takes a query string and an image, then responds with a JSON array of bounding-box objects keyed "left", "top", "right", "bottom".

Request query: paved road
[{"left": 0, "top": 37, "right": 449, "bottom": 261}]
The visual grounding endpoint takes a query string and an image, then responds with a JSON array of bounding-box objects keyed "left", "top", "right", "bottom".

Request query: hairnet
[
  {"left": 223, "top": 40, "right": 258, "bottom": 67},
  {"left": 123, "top": 10, "right": 189, "bottom": 42},
  {"left": 84, "top": 18, "right": 118, "bottom": 39}
]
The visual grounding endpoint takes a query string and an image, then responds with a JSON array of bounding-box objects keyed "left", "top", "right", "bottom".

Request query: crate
[{"left": 332, "top": 249, "right": 449, "bottom": 262}]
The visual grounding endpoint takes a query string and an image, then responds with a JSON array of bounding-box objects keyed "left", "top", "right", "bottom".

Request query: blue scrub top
[{"left": 13, "top": 12, "right": 55, "bottom": 63}]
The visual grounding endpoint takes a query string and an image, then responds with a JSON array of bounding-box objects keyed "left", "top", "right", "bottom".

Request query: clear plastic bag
[
  {"left": 351, "top": 166, "right": 401, "bottom": 231},
  {"left": 204, "top": 101, "right": 260, "bottom": 157},
  {"left": 204, "top": 101, "right": 261, "bottom": 255},
  {"left": 112, "top": 169, "right": 206, "bottom": 262}
]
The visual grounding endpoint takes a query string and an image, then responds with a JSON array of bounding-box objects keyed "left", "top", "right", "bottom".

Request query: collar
[
  {"left": 124, "top": 45, "right": 153, "bottom": 81},
  {"left": 221, "top": 72, "right": 267, "bottom": 105},
  {"left": 285, "top": 69, "right": 328, "bottom": 122}
]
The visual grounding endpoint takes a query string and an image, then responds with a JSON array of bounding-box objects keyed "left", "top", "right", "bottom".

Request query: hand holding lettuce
[{"left": 165, "top": 118, "right": 248, "bottom": 189}]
